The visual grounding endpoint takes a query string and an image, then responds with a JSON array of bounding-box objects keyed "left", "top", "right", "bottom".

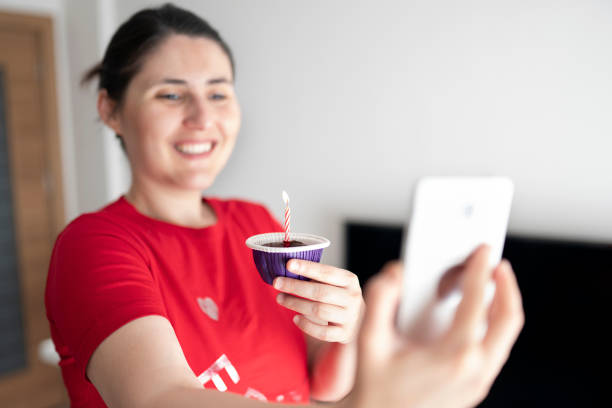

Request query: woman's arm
[
  {"left": 273, "top": 260, "right": 365, "bottom": 402},
  {"left": 87, "top": 245, "right": 523, "bottom": 408},
  {"left": 87, "top": 315, "right": 346, "bottom": 408},
  {"left": 305, "top": 335, "right": 358, "bottom": 402}
]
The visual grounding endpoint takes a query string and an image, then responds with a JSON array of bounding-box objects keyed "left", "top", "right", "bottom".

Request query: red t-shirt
[{"left": 45, "top": 197, "right": 309, "bottom": 407}]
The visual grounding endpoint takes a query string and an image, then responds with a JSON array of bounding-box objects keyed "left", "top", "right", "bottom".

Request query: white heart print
[{"left": 197, "top": 297, "right": 219, "bottom": 321}]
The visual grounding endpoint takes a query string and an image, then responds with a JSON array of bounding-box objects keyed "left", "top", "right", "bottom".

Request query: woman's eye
[
  {"left": 210, "top": 93, "right": 227, "bottom": 101},
  {"left": 159, "top": 93, "right": 182, "bottom": 101}
]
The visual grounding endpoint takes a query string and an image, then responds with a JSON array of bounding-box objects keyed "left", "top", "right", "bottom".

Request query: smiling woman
[
  {"left": 45, "top": 4, "right": 330, "bottom": 406},
  {"left": 97, "top": 34, "right": 241, "bottom": 207},
  {"left": 44, "top": 3, "right": 523, "bottom": 408}
]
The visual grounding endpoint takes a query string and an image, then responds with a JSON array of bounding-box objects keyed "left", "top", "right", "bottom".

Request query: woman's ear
[{"left": 97, "top": 89, "right": 122, "bottom": 134}]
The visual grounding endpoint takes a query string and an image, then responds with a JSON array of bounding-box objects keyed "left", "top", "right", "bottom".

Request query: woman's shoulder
[
  {"left": 56, "top": 197, "right": 143, "bottom": 248},
  {"left": 49, "top": 199, "right": 151, "bottom": 283}
]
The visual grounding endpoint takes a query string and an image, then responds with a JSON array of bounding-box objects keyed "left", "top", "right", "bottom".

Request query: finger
[
  {"left": 277, "top": 293, "right": 348, "bottom": 325},
  {"left": 359, "top": 261, "right": 403, "bottom": 359},
  {"left": 447, "top": 244, "right": 492, "bottom": 345},
  {"left": 293, "top": 314, "right": 345, "bottom": 343},
  {"left": 286, "top": 260, "right": 360, "bottom": 290},
  {"left": 273, "top": 277, "right": 352, "bottom": 307},
  {"left": 304, "top": 315, "right": 328, "bottom": 326},
  {"left": 482, "top": 260, "right": 524, "bottom": 372}
]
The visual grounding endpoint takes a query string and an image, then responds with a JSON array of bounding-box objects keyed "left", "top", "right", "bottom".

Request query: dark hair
[
  {"left": 82, "top": 3, "right": 234, "bottom": 101},
  {"left": 82, "top": 3, "right": 234, "bottom": 149}
]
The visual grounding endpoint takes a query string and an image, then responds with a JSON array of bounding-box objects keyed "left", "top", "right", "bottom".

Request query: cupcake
[{"left": 245, "top": 232, "right": 330, "bottom": 285}]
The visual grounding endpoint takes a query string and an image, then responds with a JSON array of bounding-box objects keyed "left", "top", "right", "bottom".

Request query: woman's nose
[{"left": 183, "top": 97, "right": 212, "bottom": 130}]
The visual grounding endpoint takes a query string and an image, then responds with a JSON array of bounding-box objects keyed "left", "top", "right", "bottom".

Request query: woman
[{"left": 45, "top": 4, "right": 523, "bottom": 408}]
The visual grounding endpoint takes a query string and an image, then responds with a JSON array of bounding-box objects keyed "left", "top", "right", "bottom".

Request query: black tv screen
[{"left": 345, "top": 222, "right": 609, "bottom": 406}]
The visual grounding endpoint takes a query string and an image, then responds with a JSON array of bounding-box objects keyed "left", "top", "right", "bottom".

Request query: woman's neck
[{"left": 125, "top": 181, "right": 217, "bottom": 228}]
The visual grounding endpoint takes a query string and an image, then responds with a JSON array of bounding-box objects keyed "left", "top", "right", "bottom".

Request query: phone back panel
[{"left": 397, "top": 177, "right": 514, "bottom": 340}]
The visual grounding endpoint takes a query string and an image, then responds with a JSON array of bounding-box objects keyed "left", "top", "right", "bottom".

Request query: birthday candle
[{"left": 282, "top": 190, "right": 290, "bottom": 244}]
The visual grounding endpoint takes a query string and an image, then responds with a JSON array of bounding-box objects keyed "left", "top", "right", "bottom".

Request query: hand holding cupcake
[{"left": 245, "top": 191, "right": 364, "bottom": 345}]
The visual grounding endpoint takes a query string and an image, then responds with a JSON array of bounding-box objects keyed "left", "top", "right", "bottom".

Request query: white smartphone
[{"left": 396, "top": 177, "right": 514, "bottom": 342}]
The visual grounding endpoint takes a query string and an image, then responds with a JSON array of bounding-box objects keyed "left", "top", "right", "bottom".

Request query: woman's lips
[{"left": 174, "top": 140, "right": 217, "bottom": 158}]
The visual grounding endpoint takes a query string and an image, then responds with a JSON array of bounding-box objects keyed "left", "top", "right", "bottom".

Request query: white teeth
[{"left": 175, "top": 142, "right": 213, "bottom": 154}]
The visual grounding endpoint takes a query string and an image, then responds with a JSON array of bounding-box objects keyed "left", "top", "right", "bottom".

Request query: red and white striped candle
[{"left": 282, "top": 190, "right": 291, "bottom": 245}]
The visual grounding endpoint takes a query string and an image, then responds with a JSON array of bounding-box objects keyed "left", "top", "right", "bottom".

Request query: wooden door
[{"left": 0, "top": 11, "right": 68, "bottom": 408}]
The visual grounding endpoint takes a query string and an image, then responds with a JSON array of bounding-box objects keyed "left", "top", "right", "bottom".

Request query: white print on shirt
[
  {"left": 243, "top": 387, "right": 303, "bottom": 403},
  {"left": 197, "top": 297, "right": 219, "bottom": 321},
  {"left": 288, "top": 390, "right": 304, "bottom": 402},
  {"left": 244, "top": 387, "right": 267, "bottom": 401},
  {"left": 197, "top": 354, "right": 239, "bottom": 391},
  {"left": 197, "top": 355, "right": 303, "bottom": 402}
]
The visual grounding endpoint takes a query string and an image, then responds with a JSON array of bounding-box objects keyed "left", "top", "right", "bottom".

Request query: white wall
[
  {"left": 63, "top": 0, "right": 130, "bottom": 214},
  {"left": 4, "top": 0, "right": 612, "bottom": 268},
  {"left": 62, "top": 0, "right": 109, "bottom": 215},
  {"left": 115, "top": 0, "right": 612, "bottom": 268}
]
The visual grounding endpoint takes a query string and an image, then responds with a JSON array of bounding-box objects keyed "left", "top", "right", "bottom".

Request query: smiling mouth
[{"left": 174, "top": 141, "right": 216, "bottom": 155}]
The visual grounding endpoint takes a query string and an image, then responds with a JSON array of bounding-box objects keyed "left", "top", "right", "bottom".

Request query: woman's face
[{"left": 107, "top": 34, "right": 241, "bottom": 192}]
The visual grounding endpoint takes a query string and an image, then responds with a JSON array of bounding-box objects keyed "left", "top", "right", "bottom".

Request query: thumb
[{"left": 359, "top": 261, "right": 403, "bottom": 361}]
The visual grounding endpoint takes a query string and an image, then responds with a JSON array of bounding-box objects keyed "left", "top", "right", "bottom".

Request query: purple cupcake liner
[
  {"left": 245, "top": 232, "right": 330, "bottom": 286},
  {"left": 252, "top": 249, "right": 323, "bottom": 285}
]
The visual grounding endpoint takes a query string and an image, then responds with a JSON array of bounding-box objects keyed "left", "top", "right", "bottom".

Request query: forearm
[
  {"left": 148, "top": 385, "right": 353, "bottom": 408},
  {"left": 309, "top": 340, "right": 358, "bottom": 402}
]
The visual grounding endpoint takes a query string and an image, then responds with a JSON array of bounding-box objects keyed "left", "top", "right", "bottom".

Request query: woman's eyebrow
[
  {"left": 155, "top": 77, "right": 232, "bottom": 86},
  {"left": 207, "top": 77, "right": 232, "bottom": 85},
  {"left": 158, "top": 78, "right": 188, "bottom": 85}
]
